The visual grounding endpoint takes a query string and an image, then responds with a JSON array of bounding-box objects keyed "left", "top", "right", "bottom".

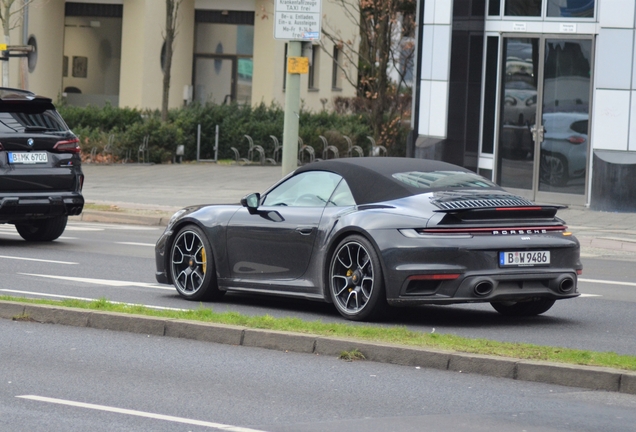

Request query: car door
[{"left": 226, "top": 171, "right": 342, "bottom": 281}]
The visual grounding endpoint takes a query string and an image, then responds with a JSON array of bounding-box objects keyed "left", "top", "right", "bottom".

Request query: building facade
[
  {"left": 8, "top": 0, "right": 357, "bottom": 112},
  {"left": 411, "top": 0, "right": 636, "bottom": 212}
]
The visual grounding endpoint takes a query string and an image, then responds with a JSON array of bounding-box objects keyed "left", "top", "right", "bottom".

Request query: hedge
[{"left": 57, "top": 102, "right": 407, "bottom": 164}]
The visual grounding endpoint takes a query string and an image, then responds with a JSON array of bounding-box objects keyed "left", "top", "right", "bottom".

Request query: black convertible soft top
[{"left": 295, "top": 157, "right": 494, "bottom": 205}]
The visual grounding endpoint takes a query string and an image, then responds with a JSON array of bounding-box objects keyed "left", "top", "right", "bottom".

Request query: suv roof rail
[{"left": 0, "top": 87, "right": 51, "bottom": 102}]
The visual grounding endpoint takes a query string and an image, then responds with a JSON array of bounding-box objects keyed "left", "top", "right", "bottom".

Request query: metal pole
[
  {"left": 214, "top": 125, "right": 219, "bottom": 162},
  {"left": 281, "top": 41, "right": 301, "bottom": 177},
  {"left": 196, "top": 124, "right": 201, "bottom": 161}
]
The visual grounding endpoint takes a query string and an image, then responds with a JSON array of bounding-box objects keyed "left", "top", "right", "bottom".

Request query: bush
[{"left": 59, "top": 102, "right": 406, "bottom": 163}]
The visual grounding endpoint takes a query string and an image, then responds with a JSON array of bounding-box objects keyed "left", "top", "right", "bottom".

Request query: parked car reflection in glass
[{"left": 539, "top": 111, "right": 588, "bottom": 193}]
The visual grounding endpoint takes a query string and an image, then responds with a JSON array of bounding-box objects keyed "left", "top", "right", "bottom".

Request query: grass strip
[{"left": 2, "top": 295, "right": 635, "bottom": 372}]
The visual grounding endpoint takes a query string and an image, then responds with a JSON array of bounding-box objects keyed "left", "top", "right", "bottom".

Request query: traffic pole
[{"left": 281, "top": 41, "right": 301, "bottom": 177}]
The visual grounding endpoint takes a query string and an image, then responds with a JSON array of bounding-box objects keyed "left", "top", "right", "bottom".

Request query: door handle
[
  {"left": 296, "top": 226, "right": 314, "bottom": 235},
  {"left": 530, "top": 125, "right": 545, "bottom": 143}
]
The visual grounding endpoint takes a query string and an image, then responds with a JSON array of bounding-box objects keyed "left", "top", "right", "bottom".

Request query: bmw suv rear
[{"left": 0, "top": 88, "right": 84, "bottom": 241}]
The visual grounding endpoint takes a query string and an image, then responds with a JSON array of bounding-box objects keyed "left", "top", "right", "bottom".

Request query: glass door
[
  {"left": 194, "top": 56, "right": 236, "bottom": 105},
  {"left": 496, "top": 36, "right": 592, "bottom": 205},
  {"left": 497, "top": 37, "right": 539, "bottom": 193}
]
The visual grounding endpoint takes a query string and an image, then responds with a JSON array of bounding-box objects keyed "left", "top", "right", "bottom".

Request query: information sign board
[{"left": 274, "top": 0, "right": 321, "bottom": 41}]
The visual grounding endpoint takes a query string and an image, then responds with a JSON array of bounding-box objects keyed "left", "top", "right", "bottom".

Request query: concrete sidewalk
[{"left": 77, "top": 163, "right": 636, "bottom": 257}]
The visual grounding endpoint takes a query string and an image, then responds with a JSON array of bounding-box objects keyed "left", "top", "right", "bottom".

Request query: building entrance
[{"left": 496, "top": 35, "right": 593, "bottom": 205}]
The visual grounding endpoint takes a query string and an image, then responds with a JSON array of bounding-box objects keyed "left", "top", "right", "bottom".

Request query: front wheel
[
  {"left": 170, "top": 225, "right": 224, "bottom": 301},
  {"left": 16, "top": 215, "right": 68, "bottom": 242},
  {"left": 491, "top": 298, "right": 556, "bottom": 316},
  {"left": 329, "top": 235, "right": 387, "bottom": 321}
]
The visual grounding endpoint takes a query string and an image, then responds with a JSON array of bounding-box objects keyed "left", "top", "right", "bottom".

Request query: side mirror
[{"left": 241, "top": 193, "right": 261, "bottom": 213}]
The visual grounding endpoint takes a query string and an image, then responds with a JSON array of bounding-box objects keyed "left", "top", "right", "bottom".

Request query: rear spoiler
[{"left": 434, "top": 205, "right": 566, "bottom": 224}]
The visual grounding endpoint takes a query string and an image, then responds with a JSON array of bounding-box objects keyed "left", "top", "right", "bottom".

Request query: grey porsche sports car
[{"left": 155, "top": 157, "right": 581, "bottom": 321}]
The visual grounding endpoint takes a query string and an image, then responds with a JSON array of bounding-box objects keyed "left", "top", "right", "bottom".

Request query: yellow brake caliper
[
  {"left": 346, "top": 269, "right": 353, "bottom": 291},
  {"left": 201, "top": 248, "right": 207, "bottom": 274}
]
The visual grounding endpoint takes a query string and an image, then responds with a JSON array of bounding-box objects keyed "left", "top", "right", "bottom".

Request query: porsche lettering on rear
[{"left": 493, "top": 229, "right": 548, "bottom": 235}]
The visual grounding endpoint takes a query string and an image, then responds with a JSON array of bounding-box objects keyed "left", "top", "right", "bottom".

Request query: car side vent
[{"left": 435, "top": 197, "right": 534, "bottom": 210}]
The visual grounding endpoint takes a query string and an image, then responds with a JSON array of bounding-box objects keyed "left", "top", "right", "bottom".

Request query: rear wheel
[
  {"left": 170, "top": 225, "right": 224, "bottom": 301},
  {"left": 329, "top": 235, "right": 387, "bottom": 321},
  {"left": 540, "top": 153, "right": 568, "bottom": 187},
  {"left": 16, "top": 215, "right": 68, "bottom": 242},
  {"left": 491, "top": 298, "right": 556, "bottom": 316}
]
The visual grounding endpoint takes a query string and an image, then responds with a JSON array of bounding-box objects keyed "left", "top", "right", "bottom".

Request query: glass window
[
  {"left": 392, "top": 171, "right": 498, "bottom": 190},
  {"left": 283, "top": 43, "right": 288, "bottom": 91},
  {"left": 0, "top": 104, "right": 67, "bottom": 133},
  {"left": 547, "top": 0, "right": 594, "bottom": 18},
  {"left": 482, "top": 36, "right": 499, "bottom": 154},
  {"left": 332, "top": 46, "right": 341, "bottom": 89},
  {"left": 488, "top": 0, "right": 501, "bottom": 15},
  {"left": 262, "top": 171, "right": 342, "bottom": 207},
  {"left": 505, "top": 0, "right": 541, "bottom": 16},
  {"left": 327, "top": 179, "right": 356, "bottom": 207},
  {"left": 308, "top": 45, "right": 320, "bottom": 90}
]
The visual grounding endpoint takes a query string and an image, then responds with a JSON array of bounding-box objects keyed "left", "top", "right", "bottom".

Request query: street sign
[
  {"left": 287, "top": 56, "right": 309, "bottom": 74},
  {"left": 274, "top": 0, "right": 321, "bottom": 41}
]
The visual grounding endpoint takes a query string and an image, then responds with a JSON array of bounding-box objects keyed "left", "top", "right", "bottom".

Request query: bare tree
[
  {"left": 0, "top": 0, "right": 38, "bottom": 87},
  {"left": 321, "top": 0, "right": 416, "bottom": 149},
  {"left": 161, "top": 0, "right": 181, "bottom": 122}
]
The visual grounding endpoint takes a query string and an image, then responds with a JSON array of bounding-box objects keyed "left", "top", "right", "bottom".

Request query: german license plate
[
  {"left": 499, "top": 251, "right": 550, "bottom": 267},
  {"left": 8, "top": 152, "right": 48, "bottom": 164}
]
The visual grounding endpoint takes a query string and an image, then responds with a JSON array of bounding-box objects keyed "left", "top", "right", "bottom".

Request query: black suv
[{"left": 0, "top": 88, "right": 84, "bottom": 241}]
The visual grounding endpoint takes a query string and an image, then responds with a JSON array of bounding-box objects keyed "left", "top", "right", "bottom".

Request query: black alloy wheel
[
  {"left": 540, "top": 152, "right": 569, "bottom": 187},
  {"left": 170, "top": 225, "right": 224, "bottom": 301},
  {"left": 329, "top": 234, "right": 387, "bottom": 321},
  {"left": 490, "top": 298, "right": 556, "bottom": 316},
  {"left": 15, "top": 215, "right": 68, "bottom": 242}
]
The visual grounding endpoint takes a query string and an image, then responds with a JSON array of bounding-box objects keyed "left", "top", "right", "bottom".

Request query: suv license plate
[
  {"left": 8, "top": 152, "right": 48, "bottom": 164},
  {"left": 499, "top": 251, "right": 550, "bottom": 267}
]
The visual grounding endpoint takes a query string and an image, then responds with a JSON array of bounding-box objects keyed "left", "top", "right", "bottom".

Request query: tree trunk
[
  {"left": 161, "top": 0, "right": 178, "bottom": 123},
  {"left": 2, "top": 1, "right": 11, "bottom": 87}
]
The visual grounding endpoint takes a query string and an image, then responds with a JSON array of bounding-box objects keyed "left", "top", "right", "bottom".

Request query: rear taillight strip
[
  {"left": 53, "top": 138, "right": 80, "bottom": 153},
  {"left": 420, "top": 225, "right": 567, "bottom": 234}
]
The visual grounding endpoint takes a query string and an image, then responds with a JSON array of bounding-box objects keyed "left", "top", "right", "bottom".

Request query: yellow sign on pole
[
  {"left": 0, "top": 44, "right": 6, "bottom": 51},
  {"left": 287, "top": 56, "right": 309, "bottom": 74}
]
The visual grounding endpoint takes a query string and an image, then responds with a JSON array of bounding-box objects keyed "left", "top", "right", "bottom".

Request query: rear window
[
  {"left": 0, "top": 102, "right": 67, "bottom": 133},
  {"left": 392, "top": 171, "right": 497, "bottom": 190},
  {"left": 570, "top": 119, "right": 588, "bottom": 135}
]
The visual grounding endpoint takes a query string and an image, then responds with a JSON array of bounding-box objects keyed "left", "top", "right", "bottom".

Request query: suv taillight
[{"left": 53, "top": 138, "right": 80, "bottom": 153}]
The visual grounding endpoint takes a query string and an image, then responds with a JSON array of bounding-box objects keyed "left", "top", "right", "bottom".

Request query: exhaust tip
[
  {"left": 559, "top": 277, "right": 575, "bottom": 293},
  {"left": 474, "top": 280, "right": 494, "bottom": 296}
]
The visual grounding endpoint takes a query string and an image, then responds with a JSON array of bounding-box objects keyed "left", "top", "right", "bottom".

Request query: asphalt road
[
  {"left": 1, "top": 220, "right": 636, "bottom": 356},
  {"left": 2, "top": 319, "right": 636, "bottom": 432}
]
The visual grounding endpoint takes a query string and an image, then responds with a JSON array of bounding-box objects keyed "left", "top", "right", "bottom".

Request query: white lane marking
[
  {"left": 69, "top": 222, "right": 160, "bottom": 231},
  {"left": 0, "top": 255, "right": 78, "bottom": 265},
  {"left": 63, "top": 226, "right": 104, "bottom": 232},
  {"left": 0, "top": 289, "right": 186, "bottom": 312},
  {"left": 18, "top": 273, "right": 173, "bottom": 290},
  {"left": 17, "top": 396, "right": 268, "bottom": 432},
  {"left": 116, "top": 242, "right": 156, "bottom": 247},
  {"left": 579, "top": 278, "right": 636, "bottom": 288},
  {"left": 579, "top": 293, "right": 601, "bottom": 297}
]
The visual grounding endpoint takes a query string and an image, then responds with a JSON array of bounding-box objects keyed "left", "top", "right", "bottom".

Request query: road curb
[
  {"left": 2, "top": 301, "right": 635, "bottom": 395},
  {"left": 71, "top": 210, "right": 170, "bottom": 226}
]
